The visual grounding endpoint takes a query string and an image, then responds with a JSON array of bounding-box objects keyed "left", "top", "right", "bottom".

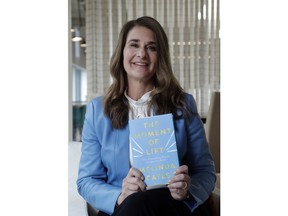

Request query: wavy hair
[{"left": 103, "top": 16, "right": 193, "bottom": 129}]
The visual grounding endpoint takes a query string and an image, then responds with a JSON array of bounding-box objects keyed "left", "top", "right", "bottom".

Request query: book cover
[{"left": 129, "top": 113, "right": 179, "bottom": 190}]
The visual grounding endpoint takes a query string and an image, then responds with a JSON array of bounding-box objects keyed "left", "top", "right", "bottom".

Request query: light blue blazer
[{"left": 77, "top": 93, "right": 216, "bottom": 215}]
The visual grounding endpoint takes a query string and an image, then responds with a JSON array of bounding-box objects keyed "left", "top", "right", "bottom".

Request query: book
[{"left": 129, "top": 113, "right": 179, "bottom": 190}]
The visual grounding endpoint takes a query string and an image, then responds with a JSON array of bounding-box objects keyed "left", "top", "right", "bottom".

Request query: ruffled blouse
[
  {"left": 125, "top": 90, "right": 154, "bottom": 166},
  {"left": 124, "top": 90, "right": 153, "bottom": 119}
]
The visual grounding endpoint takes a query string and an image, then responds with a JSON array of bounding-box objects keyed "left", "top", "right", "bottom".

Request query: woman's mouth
[{"left": 133, "top": 62, "right": 149, "bottom": 66}]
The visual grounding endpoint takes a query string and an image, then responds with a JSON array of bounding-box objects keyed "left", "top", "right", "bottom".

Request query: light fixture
[
  {"left": 72, "top": 36, "right": 83, "bottom": 42},
  {"left": 80, "top": 39, "right": 86, "bottom": 48},
  {"left": 72, "top": 26, "right": 83, "bottom": 42}
]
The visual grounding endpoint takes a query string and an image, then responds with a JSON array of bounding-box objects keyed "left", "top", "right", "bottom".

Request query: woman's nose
[{"left": 137, "top": 47, "right": 147, "bottom": 58}]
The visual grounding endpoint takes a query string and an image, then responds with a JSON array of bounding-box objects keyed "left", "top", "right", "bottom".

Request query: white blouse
[
  {"left": 124, "top": 90, "right": 153, "bottom": 120},
  {"left": 125, "top": 90, "right": 154, "bottom": 166}
]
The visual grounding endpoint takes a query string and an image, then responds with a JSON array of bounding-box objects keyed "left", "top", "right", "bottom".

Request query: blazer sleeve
[
  {"left": 182, "top": 94, "right": 216, "bottom": 212},
  {"left": 76, "top": 99, "right": 121, "bottom": 215}
]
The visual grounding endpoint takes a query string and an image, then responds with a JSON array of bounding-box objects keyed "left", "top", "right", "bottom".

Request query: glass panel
[{"left": 70, "top": 0, "right": 87, "bottom": 142}]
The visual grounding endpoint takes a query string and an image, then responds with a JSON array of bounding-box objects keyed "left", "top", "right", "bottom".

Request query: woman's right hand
[{"left": 117, "top": 167, "right": 146, "bottom": 205}]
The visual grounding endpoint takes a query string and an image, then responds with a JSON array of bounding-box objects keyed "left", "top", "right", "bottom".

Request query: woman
[{"left": 77, "top": 16, "right": 216, "bottom": 216}]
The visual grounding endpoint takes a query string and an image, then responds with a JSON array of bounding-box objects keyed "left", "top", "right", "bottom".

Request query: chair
[
  {"left": 205, "top": 91, "right": 220, "bottom": 216},
  {"left": 87, "top": 202, "right": 98, "bottom": 216},
  {"left": 205, "top": 91, "right": 220, "bottom": 173}
]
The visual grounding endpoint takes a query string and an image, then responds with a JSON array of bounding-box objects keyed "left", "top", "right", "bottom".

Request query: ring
[{"left": 183, "top": 182, "right": 188, "bottom": 190}]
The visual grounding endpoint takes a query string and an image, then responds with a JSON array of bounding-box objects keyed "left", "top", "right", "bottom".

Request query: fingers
[
  {"left": 169, "top": 165, "right": 190, "bottom": 186},
  {"left": 168, "top": 165, "right": 191, "bottom": 200},
  {"left": 174, "top": 164, "right": 189, "bottom": 175},
  {"left": 168, "top": 179, "right": 190, "bottom": 200},
  {"left": 168, "top": 180, "right": 190, "bottom": 191},
  {"left": 123, "top": 168, "right": 146, "bottom": 192},
  {"left": 127, "top": 167, "right": 145, "bottom": 180},
  {"left": 119, "top": 168, "right": 147, "bottom": 204}
]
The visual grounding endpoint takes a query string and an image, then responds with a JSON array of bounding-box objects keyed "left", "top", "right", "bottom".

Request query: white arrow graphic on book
[{"left": 131, "top": 130, "right": 177, "bottom": 157}]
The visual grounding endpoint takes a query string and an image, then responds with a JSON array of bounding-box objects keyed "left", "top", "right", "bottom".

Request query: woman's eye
[
  {"left": 147, "top": 46, "right": 157, "bottom": 52},
  {"left": 130, "top": 43, "right": 139, "bottom": 48}
]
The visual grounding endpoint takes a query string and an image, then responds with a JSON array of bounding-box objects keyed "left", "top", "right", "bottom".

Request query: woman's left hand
[{"left": 168, "top": 165, "right": 191, "bottom": 200}]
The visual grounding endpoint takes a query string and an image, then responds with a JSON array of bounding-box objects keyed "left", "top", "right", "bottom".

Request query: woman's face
[{"left": 123, "top": 26, "right": 158, "bottom": 85}]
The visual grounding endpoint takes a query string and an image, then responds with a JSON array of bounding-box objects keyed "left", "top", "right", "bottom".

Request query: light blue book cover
[{"left": 129, "top": 113, "right": 179, "bottom": 190}]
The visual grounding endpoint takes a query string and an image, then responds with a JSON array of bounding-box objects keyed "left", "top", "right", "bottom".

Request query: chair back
[{"left": 205, "top": 91, "right": 220, "bottom": 173}]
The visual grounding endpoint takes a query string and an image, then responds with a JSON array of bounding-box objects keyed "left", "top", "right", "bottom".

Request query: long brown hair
[{"left": 103, "top": 16, "right": 193, "bottom": 129}]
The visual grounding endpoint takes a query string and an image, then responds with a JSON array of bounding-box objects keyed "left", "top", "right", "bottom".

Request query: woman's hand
[
  {"left": 117, "top": 167, "right": 146, "bottom": 205},
  {"left": 168, "top": 165, "right": 191, "bottom": 200}
]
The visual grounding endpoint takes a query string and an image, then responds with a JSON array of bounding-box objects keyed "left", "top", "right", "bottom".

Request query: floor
[{"left": 68, "top": 141, "right": 88, "bottom": 216}]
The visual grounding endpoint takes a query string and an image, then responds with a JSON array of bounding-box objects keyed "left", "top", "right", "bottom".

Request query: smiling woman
[
  {"left": 70, "top": 1, "right": 221, "bottom": 215},
  {"left": 104, "top": 16, "right": 187, "bottom": 129},
  {"left": 123, "top": 26, "right": 158, "bottom": 99},
  {"left": 77, "top": 16, "right": 216, "bottom": 216},
  {"left": 84, "top": 0, "right": 220, "bottom": 119}
]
